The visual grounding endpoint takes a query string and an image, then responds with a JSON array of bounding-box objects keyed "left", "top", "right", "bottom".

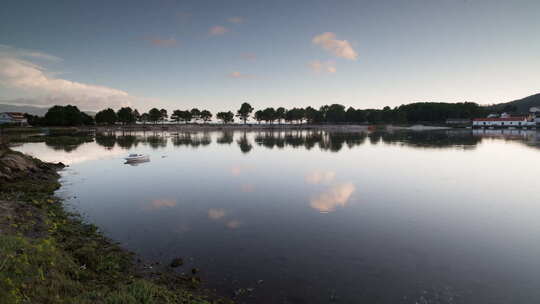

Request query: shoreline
[
  {"left": 2, "top": 123, "right": 469, "bottom": 135},
  {"left": 0, "top": 145, "right": 232, "bottom": 304}
]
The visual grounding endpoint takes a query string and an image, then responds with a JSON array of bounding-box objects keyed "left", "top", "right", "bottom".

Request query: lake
[{"left": 13, "top": 129, "right": 540, "bottom": 303}]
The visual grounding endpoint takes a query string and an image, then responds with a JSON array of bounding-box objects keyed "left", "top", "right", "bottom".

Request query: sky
[{"left": 1, "top": 0, "right": 539, "bottom": 113}]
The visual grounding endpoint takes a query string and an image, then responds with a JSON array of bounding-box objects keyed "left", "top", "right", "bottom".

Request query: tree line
[{"left": 24, "top": 101, "right": 488, "bottom": 127}]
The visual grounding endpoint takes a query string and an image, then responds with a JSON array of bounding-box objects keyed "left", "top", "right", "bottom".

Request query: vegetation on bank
[
  {"left": 19, "top": 101, "right": 492, "bottom": 128},
  {"left": 0, "top": 147, "right": 231, "bottom": 304}
]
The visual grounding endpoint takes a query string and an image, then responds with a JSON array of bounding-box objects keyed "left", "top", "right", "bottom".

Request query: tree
[
  {"left": 43, "top": 105, "right": 88, "bottom": 126},
  {"left": 190, "top": 108, "right": 201, "bottom": 123},
  {"left": 237, "top": 102, "right": 254, "bottom": 124},
  {"left": 149, "top": 108, "right": 161, "bottom": 124},
  {"left": 117, "top": 107, "right": 135, "bottom": 125},
  {"left": 326, "top": 104, "right": 346, "bottom": 123},
  {"left": 262, "top": 107, "right": 277, "bottom": 124},
  {"left": 276, "top": 107, "right": 286, "bottom": 124},
  {"left": 133, "top": 109, "right": 141, "bottom": 122},
  {"left": 200, "top": 110, "right": 212, "bottom": 123},
  {"left": 171, "top": 110, "right": 183, "bottom": 124},
  {"left": 159, "top": 109, "right": 168, "bottom": 124},
  {"left": 180, "top": 110, "right": 193, "bottom": 123},
  {"left": 81, "top": 112, "right": 95, "bottom": 125},
  {"left": 95, "top": 108, "right": 118, "bottom": 125},
  {"left": 216, "top": 111, "right": 234, "bottom": 124},
  {"left": 305, "top": 106, "right": 320, "bottom": 124},
  {"left": 254, "top": 110, "right": 264, "bottom": 124},
  {"left": 140, "top": 113, "right": 150, "bottom": 124}
]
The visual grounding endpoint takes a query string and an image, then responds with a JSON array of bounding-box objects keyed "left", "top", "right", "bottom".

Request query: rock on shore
[{"left": 0, "top": 146, "right": 64, "bottom": 182}]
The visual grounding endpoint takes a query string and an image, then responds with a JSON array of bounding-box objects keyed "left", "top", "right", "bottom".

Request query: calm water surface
[{"left": 14, "top": 129, "right": 540, "bottom": 303}]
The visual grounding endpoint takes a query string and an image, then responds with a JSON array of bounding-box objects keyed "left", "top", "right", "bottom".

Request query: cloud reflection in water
[{"left": 310, "top": 183, "right": 355, "bottom": 213}]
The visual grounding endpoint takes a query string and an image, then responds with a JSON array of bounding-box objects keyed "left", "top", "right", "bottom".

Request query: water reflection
[
  {"left": 11, "top": 128, "right": 540, "bottom": 304},
  {"left": 310, "top": 183, "right": 356, "bottom": 213},
  {"left": 305, "top": 170, "right": 336, "bottom": 184},
  {"left": 237, "top": 132, "right": 253, "bottom": 154},
  {"left": 208, "top": 208, "right": 226, "bottom": 220},
  {"left": 145, "top": 199, "right": 177, "bottom": 211},
  {"left": 10, "top": 129, "right": 540, "bottom": 156}
]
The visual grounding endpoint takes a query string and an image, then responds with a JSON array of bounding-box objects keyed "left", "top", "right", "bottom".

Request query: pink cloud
[
  {"left": 312, "top": 32, "right": 358, "bottom": 60},
  {"left": 210, "top": 26, "right": 229, "bottom": 35}
]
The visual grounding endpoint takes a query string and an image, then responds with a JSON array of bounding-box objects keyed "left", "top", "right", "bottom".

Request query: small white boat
[{"left": 124, "top": 153, "right": 150, "bottom": 162}]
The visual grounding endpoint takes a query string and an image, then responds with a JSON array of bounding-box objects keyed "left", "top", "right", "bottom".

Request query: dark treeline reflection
[
  {"left": 372, "top": 130, "right": 482, "bottom": 149},
  {"left": 20, "top": 130, "right": 540, "bottom": 153},
  {"left": 254, "top": 131, "right": 366, "bottom": 152},
  {"left": 92, "top": 130, "right": 488, "bottom": 152}
]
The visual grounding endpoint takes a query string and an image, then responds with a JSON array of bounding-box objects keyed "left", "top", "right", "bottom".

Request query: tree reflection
[
  {"left": 90, "top": 129, "right": 490, "bottom": 152},
  {"left": 44, "top": 135, "right": 94, "bottom": 152},
  {"left": 95, "top": 133, "right": 117, "bottom": 149},
  {"left": 146, "top": 134, "right": 167, "bottom": 149},
  {"left": 217, "top": 131, "right": 234, "bottom": 145},
  {"left": 237, "top": 132, "right": 253, "bottom": 154}
]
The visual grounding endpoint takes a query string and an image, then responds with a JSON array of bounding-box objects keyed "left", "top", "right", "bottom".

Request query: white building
[
  {"left": 472, "top": 116, "right": 535, "bottom": 128},
  {"left": 0, "top": 112, "right": 28, "bottom": 125}
]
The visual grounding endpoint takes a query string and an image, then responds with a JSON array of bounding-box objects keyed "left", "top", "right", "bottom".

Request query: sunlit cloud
[
  {"left": 210, "top": 26, "right": 229, "bottom": 35},
  {"left": 227, "top": 71, "right": 255, "bottom": 79},
  {"left": 305, "top": 170, "right": 336, "bottom": 184},
  {"left": 208, "top": 208, "right": 226, "bottom": 220},
  {"left": 228, "top": 17, "right": 244, "bottom": 24},
  {"left": 312, "top": 32, "right": 358, "bottom": 60},
  {"left": 310, "top": 183, "right": 355, "bottom": 213},
  {"left": 145, "top": 199, "right": 177, "bottom": 210},
  {"left": 0, "top": 51, "right": 133, "bottom": 110},
  {"left": 308, "top": 60, "right": 337, "bottom": 74},
  {"left": 226, "top": 220, "right": 241, "bottom": 229}
]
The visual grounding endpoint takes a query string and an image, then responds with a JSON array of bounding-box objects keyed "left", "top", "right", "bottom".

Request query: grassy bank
[{"left": 0, "top": 147, "right": 231, "bottom": 304}]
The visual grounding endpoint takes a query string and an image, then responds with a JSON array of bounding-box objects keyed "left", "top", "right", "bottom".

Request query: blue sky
[{"left": 1, "top": 0, "right": 539, "bottom": 112}]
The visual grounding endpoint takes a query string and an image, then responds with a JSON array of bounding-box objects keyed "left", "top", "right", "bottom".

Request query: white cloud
[
  {"left": 228, "top": 17, "right": 244, "bottom": 24},
  {"left": 210, "top": 26, "right": 229, "bottom": 35},
  {"left": 310, "top": 183, "right": 355, "bottom": 213},
  {"left": 308, "top": 60, "right": 337, "bottom": 74},
  {"left": 227, "top": 71, "right": 255, "bottom": 79},
  {"left": 312, "top": 32, "right": 358, "bottom": 60},
  {"left": 0, "top": 48, "right": 134, "bottom": 110}
]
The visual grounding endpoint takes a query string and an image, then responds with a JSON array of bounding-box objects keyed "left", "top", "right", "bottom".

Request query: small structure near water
[
  {"left": 0, "top": 112, "right": 28, "bottom": 126},
  {"left": 473, "top": 109, "right": 538, "bottom": 129}
]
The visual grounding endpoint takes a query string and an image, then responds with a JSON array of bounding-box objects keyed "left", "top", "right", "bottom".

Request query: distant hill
[
  {"left": 488, "top": 93, "right": 540, "bottom": 113},
  {"left": 0, "top": 104, "right": 96, "bottom": 116}
]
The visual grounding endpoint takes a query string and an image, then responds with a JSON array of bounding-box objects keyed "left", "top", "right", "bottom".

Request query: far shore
[{"left": 2, "top": 123, "right": 459, "bottom": 134}]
